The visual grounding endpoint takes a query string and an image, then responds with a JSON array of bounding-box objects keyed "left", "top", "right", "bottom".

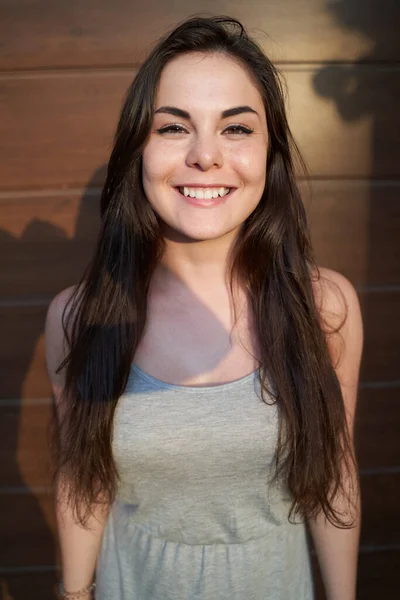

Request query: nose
[{"left": 185, "top": 132, "right": 223, "bottom": 171}]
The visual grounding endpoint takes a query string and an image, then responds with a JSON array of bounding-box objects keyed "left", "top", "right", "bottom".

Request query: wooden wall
[{"left": 1, "top": 1, "right": 399, "bottom": 598}]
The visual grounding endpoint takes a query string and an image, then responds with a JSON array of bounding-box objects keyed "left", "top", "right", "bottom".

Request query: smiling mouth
[{"left": 177, "top": 186, "right": 233, "bottom": 200}]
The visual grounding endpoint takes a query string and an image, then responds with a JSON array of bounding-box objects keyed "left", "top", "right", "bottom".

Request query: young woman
[{"left": 45, "top": 15, "right": 363, "bottom": 600}]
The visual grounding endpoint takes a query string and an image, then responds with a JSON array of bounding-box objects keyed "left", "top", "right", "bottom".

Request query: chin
[{"left": 163, "top": 222, "right": 237, "bottom": 243}]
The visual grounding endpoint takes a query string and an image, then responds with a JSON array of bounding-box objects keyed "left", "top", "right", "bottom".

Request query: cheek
[
  {"left": 142, "top": 140, "right": 179, "bottom": 186},
  {"left": 230, "top": 145, "right": 267, "bottom": 185}
]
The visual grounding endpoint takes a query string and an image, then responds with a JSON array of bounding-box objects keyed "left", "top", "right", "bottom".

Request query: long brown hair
[{"left": 51, "top": 15, "right": 358, "bottom": 528}]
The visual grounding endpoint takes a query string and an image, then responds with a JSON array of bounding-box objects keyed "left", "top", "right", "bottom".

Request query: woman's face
[{"left": 142, "top": 52, "right": 269, "bottom": 242}]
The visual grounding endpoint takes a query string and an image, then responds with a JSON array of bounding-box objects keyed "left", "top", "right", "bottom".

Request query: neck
[{"left": 154, "top": 225, "right": 240, "bottom": 295}]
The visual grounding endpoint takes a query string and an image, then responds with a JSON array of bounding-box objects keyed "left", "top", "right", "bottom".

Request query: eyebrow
[{"left": 154, "top": 105, "right": 259, "bottom": 119}]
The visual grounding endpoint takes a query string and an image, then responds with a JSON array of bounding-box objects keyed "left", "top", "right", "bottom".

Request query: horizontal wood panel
[
  {"left": 0, "top": 289, "right": 398, "bottom": 400},
  {"left": 0, "top": 493, "right": 58, "bottom": 566},
  {"left": 356, "top": 550, "right": 400, "bottom": 600},
  {"left": 1, "top": 387, "right": 398, "bottom": 488},
  {"left": 0, "top": 307, "right": 53, "bottom": 400},
  {"left": 1, "top": 0, "right": 397, "bottom": 70},
  {"left": 286, "top": 65, "right": 400, "bottom": 179},
  {"left": 0, "top": 572, "right": 59, "bottom": 600},
  {"left": 360, "top": 473, "right": 400, "bottom": 545},
  {"left": 1, "top": 474, "right": 398, "bottom": 567},
  {"left": 0, "top": 182, "right": 399, "bottom": 298},
  {"left": 0, "top": 402, "right": 54, "bottom": 487},
  {"left": 355, "top": 387, "right": 400, "bottom": 470},
  {"left": 0, "top": 191, "right": 101, "bottom": 297},
  {"left": 0, "top": 72, "right": 123, "bottom": 191},
  {"left": 303, "top": 181, "right": 400, "bottom": 286},
  {"left": 358, "top": 290, "right": 400, "bottom": 382},
  {"left": 0, "top": 66, "right": 399, "bottom": 190},
  {"left": 0, "top": 554, "right": 399, "bottom": 600}
]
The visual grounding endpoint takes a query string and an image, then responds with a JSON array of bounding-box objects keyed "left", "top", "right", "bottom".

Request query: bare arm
[
  {"left": 45, "top": 287, "right": 109, "bottom": 596},
  {"left": 308, "top": 493, "right": 361, "bottom": 600},
  {"left": 55, "top": 474, "right": 109, "bottom": 595},
  {"left": 309, "top": 269, "right": 364, "bottom": 600}
]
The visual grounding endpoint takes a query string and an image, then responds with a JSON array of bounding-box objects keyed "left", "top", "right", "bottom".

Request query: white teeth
[{"left": 181, "top": 187, "right": 231, "bottom": 199}]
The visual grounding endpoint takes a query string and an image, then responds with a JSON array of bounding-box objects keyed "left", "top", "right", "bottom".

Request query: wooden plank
[
  {"left": 0, "top": 401, "right": 54, "bottom": 488},
  {"left": 0, "top": 288, "right": 398, "bottom": 400},
  {"left": 285, "top": 65, "right": 400, "bottom": 179},
  {"left": 0, "top": 493, "right": 58, "bottom": 567},
  {"left": 0, "top": 71, "right": 126, "bottom": 191},
  {"left": 357, "top": 550, "right": 400, "bottom": 600},
  {"left": 358, "top": 290, "right": 400, "bottom": 382},
  {"left": 355, "top": 387, "right": 400, "bottom": 471},
  {"left": 1, "top": 386, "right": 398, "bottom": 489},
  {"left": 1, "top": 0, "right": 398, "bottom": 70},
  {"left": 360, "top": 473, "right": 400, "bottom": 546},
  {"left": 0, "top": 182, "right": 398, "bottom": 298},
  {"left": 0, "top": 572, "right": 59, "bottom": 600},
  {"left": 0, "top": 306, "right": 53, "bottom": 400},
  {"left": 303, "top": 181, "right": 400, "bottom": 287},
  {"left": 0, "top": 190, "right": 101, "bottom": 297},
  {"left": 1, "top": 474, "right": 398, "bottom": 568},
  {"left": 0, "top": 66, "right": 399, "bottom": 190}
]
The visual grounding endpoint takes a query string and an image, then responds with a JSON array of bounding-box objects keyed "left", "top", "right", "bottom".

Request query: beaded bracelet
[{"left": 57, "top": 580, "right": 96, "bottom": 599}]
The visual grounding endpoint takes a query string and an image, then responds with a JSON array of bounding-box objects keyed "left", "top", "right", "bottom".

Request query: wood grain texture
[
  {"left": 0, "top": 190, "right": 101, "bottom": 297},
  {"left": 358, "top": 290, "right": 400, "bottom": 382},
  {"left": 0, "top": 493, "right": 58, "bottom": 567},
  {"left": 0, "top": 71, "right": 125, "bottom": 191},
  {"left": 355, "top": 386, "right": 400, "bottom": 471},
  {"left": 0, "top": 307, "right": 53, "bottom": 400},
  {"left": 357, "top": 550, "right": 400, "bottom": 600},
  {"left": 0, "top": 182, "right": 398, "bottom": 298},
  {"left": 0, "top": 65, "right": 399, "bottom": 190},
  {"left": 0, "top": 571, "right": 59, "bottom": 600},
  {"left": 303, "top": 181, "right": 400, "bottom": 287},
  {"left": 0, "top": 386, "right": 398, "bottom": 489},
  {"left": 360, "top": 473, "right": 400, "bottom": 546},
  {"left": 0, "top": 401, "right": 54, "bottom": 488},
  {"left": 1, "top": 0, "right": 398, "bottom": 70}
]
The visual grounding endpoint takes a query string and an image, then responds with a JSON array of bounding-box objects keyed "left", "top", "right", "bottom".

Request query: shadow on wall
[
  {"left": 313, "top": 0, "right": 399, "bottom": 283},
  {"left": 0, "top": 166, "right": 105, "bottom": 600}
]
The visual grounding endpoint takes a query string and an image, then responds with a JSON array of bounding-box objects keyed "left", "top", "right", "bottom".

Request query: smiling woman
[
  {"left": 45, "top": 15, "right": 362, "bottom": 600},
  {"left": 142, "top": 52, "right": 268, "bottom": 238}
]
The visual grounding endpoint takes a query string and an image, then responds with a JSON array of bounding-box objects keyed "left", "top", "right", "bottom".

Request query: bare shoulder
[
  {"left": 310, "top": 266, "right": 361, "bottom": 330},
  {"left": 310, "top": 265, "right": 364, "bottom": 396},
  {"left": 44, "top": 284, "right": 83, "bottom": 393}
]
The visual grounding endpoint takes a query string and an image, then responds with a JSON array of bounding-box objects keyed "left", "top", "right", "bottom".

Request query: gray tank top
[{"left": 95, "top": 364, "right": 315, "bottom": 599}]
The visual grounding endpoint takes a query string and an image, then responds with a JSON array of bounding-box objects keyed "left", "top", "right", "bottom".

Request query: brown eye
[
  {"left": 224, "top": 125, "right": 254, "bottom": 135},
  {"left": 156, "top": 125, "right": 188, "bottom": 134}
]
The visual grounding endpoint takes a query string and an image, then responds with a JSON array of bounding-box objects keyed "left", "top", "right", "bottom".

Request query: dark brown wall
[{"left": 0, "top": 2, "right": 399, "bottom": 598}]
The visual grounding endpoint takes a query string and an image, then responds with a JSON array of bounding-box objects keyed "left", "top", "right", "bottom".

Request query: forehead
[{"left": 155, "top": 52, "right": 264, "bottom": 113}]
